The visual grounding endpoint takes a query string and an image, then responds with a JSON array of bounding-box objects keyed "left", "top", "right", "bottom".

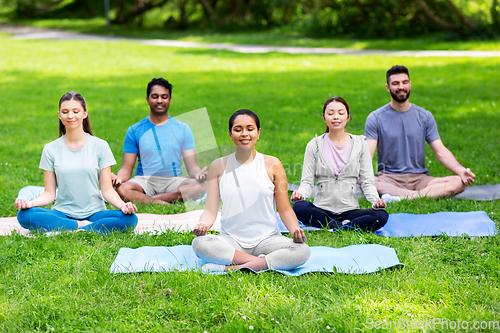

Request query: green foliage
[
  {"left": 13, "top": 18, "right": 500, "bottom": 50},
  {"left": 4, "top": 0, "right": 500, "bottom": 39},
  {"left": 0, "top": 35, "right": 499, "bottom": 331}
]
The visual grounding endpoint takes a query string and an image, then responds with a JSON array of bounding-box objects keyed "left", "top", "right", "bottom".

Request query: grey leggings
[{"left": 192, "top": 233, "right": 311, "bottom": 271}]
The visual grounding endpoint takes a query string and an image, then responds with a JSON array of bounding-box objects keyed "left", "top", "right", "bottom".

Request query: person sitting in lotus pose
[
  {"left": 192, "top": 109, "right": 310, "bottom": 272},
  {"left": 15, "top": 92, "right": 138, "bottom": 233},
  {"left": 292, "top": 97, "right": 388, "bottom": 232}
]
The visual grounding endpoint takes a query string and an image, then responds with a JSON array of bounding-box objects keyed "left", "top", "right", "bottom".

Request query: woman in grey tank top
[{"left": 192, "top": 110, "right": 310, "bottom": 273}]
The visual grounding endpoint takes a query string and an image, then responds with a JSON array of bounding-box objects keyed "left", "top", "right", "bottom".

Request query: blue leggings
[
  {"left": 293, "top": 200, "right": 388, "bottom": 232},
  {"left": 17, "top": 208, "right": 138, "bottom": 234}
]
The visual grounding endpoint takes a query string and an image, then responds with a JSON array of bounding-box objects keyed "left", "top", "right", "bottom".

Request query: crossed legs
[
  {"left": 17, "top": 208, "right": 138, "bottom": 234},
  {"left": 192, "top": 234, "right": 310, "bottom": 271},
  {"left": 293, "top": 200, "right": 388, "bottom": 232},
  {"left": 116, "top": 178, "right": 206, "bottom": 205},
  {"left": 376, "top": 174, "right": 465, "bottom": 199}
]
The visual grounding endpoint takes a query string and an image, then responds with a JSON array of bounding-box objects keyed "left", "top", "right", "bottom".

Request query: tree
[{"left": 415, "top": 0, "right": 475, "bottom": 31}]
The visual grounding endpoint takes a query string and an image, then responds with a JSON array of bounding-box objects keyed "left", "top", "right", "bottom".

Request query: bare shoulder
[
  {"left": 262, "top": 154, "right": 281, "bottom": 166},
  {"left": 209, "top": 156, "right": 228, "bottom": 175},
  {"left": 262, "top": 154, "right": 284, "bottom": 174}
]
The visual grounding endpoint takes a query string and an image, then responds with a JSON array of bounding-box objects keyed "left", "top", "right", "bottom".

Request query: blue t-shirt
[
  {"left": 123, "top": 116, "right": 195, "bottom": 177},
  {"left": 364, "top": 103, "right": 440, "bottom": 175}
]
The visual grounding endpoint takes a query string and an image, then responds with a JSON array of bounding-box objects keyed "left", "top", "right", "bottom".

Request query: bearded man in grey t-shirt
[{"left": 364, "top": 65, "right": 475, "bottom": 202}]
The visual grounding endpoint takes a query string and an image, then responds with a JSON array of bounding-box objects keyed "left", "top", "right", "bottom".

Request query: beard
[
  {"left": 390, "top": 89, "right": 411, "bottom": 103},
  {"left": 150, "top": 105, "right": 169, "bottom": 116}
]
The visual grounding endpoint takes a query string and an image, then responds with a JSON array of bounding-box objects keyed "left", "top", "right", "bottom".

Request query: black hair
[
  {"left": 147, "top": 78, "right": 173, "bottom": 97},
  {"left": 322, "top": 97, "right": 350, "bottom": 133},
  {"left": 228, "top": 109, "right": 260, "bottom": 131},
  {"left": 386, "top": 65, "right": 410, "bottom": 84},
  {"left": 58, "top": 91, "right": 93, "bottom": 137}
]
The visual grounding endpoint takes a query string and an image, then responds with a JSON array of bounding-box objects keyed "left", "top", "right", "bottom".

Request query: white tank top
[{"left": 219, "top": 152, "right": 280, "bottom": 248}]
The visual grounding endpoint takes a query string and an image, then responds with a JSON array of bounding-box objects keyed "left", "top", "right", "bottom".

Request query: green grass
[
  {"left": 9, "top": 18, "right": 500, "bottom": 51},
  {"left": 0, "top": 34, "right": 499, "bottom": 331}
]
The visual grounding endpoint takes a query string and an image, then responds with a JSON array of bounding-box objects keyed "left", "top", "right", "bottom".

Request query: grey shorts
[
  {"left": 128, "top": 175, "right": 188, "bottom": 197},
  {"left": 375, "top": 172, "right": 435, "bottom": 193}
]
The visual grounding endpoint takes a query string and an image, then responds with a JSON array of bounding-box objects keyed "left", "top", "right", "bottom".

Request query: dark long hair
[
  {"left": 58, "top": 92, "right": 93, "bottom": 137},
  {"left": 322, "top": 97, "right": 350, "bottom": 133}
]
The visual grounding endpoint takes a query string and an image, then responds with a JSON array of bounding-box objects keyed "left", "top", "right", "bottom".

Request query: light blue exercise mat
[
  {"left": 282, "top": 211, "right": 497, "bottom": 237},
  {"left": 375, "top": 211, "right": 498, "bottom": 237},
  {"left": 109, "top": 244, "right": 403, "bottom": 275}
]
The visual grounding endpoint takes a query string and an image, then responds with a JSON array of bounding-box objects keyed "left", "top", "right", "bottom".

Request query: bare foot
[
  {"left": 152, "top": 198, "right": 171, "bottom": 205},
  {"left": 77, "top": 220, "right": 91, "bottom": 228}
]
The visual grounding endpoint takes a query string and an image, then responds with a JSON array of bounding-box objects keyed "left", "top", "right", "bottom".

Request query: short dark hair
[
  {"left": 58, "top": 92, "right": 93, "bottom": 137},
  {"left": 322, "top": 97, "right": 350, "bottom": 133},
  {"left": 229, "top": 109, "right": 260, "bottom": 131},
  {"left": 147, "top": 78, "right": 173, "bottom": 97},
  {"left": 386, "top": 65, "right": 410, "bottom": 84}
]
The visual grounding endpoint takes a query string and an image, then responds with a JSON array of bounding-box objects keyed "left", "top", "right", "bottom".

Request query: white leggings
[{"left": 192, "top": 233, "right": 310, "bottom": 270}]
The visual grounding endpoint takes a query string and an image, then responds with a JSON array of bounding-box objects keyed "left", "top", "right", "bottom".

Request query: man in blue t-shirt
[
  {"left": 364, "top": 65, "right": 475, "bottom": 202},
  {"left": 112, "top": 78, "right": 207, "bottom": 204}
]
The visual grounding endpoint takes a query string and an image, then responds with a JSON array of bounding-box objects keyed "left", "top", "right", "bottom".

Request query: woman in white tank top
[{"left": 192, "top": 110, "right": 310, "bottom": 273}]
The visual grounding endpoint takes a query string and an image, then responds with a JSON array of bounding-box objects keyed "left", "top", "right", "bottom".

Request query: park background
[{"left": 1, "top": 0, "right": 500, "bottom": 331}]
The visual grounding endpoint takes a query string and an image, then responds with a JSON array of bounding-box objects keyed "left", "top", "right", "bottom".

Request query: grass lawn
[
  {"left": 0, "top": 34, "right": 499, "bottom": 331},
  {"left": 9, "top": 18, "right": 500, "bottom": 51}
]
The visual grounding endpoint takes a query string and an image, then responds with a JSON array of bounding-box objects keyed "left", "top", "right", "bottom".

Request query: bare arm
[
  {"left": 100, "top": 167, "right": 137, "bottom": 214},
  {"left": 14, "top": 170, "right": 58, "bottom": 209},
  {"left": 182, "top": 149, "right": 208, "bottom": 181},
  {"left": 112, "top": 153, "right": 137, "bottom": 186},
  {"left": 267, "top": 156, "right": 307, "bottom": 244},
  {"left": 366, "top": 139, "right": 377, "bottom": 159},
  {"left": 192, "top": 159, "right": 222, "bottom": 236},
  {"left": 429, "top": 139, "right": 475, "bottom": 185}
]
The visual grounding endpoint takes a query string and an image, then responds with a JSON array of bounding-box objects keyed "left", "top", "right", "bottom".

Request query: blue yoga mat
[
  {"left": 280, "top": 211, "right": 497, "bottom": 237},
  {"left": 109, "top": 244, "right": 403, "bottom": 275},
  {"left": 375, "top": 211, "right": 498, "bottom": 237}
]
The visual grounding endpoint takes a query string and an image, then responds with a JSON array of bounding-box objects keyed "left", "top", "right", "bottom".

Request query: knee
[
  {"left": 375, "top": 210, "right": 389, "bottom": 228},
  {"left": 17, "top": 209, "right": 31, "bottom": 227},
  {"left": 289, "top": 243, "right": 311, "bottom": 266},
  {"left": 374, "top": 178, "right": 385, "bottom": 194},
  {"left": 115, "top": 183, "right": 129, "bottom": 198},
  {"left": 116, "top": 182, "right": 143, "bottom": 200},
  {"left": 198, "top": 181, "right": 207, "bottom": 194},
  {"left": 376, "top": 209, "right": 389, "bottom": 223},
  {"left": 272, "top": 244, "right": 311, "bottom": 270},
  {"left": 292, "top": 200, "right": 310, "bottom": 215},
  {"left": 185, "top": 179, "right": 206, "bottom": 193},
  {"left": 123, "top": 213, "right": 138, "bottom": 229},
  {"left": 192, "top": 235, "right": 212, "bottom": 255},
  {"left": 296, "top": 244, "right": 311, "bottom": 265}
]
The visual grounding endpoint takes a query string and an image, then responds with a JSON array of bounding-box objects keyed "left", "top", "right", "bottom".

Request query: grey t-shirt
[
  {"left": 39, "top": 134, "right": 116, "bottom": 219},
  {"left": 364, "top": 103, "right": 440, "bottom": 175}
]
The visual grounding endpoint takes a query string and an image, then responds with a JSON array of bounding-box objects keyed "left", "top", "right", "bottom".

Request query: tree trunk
[
  {"left": 113, "top": 0, "right": 170, "bottom": 25},
  {"left": 444, "top": 0, "right": 475, "bottom": 29},
  {"left": 200, "top": 0, "right": 223, "bottom": 27},
  {"left": 492, "top": 0, "right": 500, "bottom": 28},
  {"left": 384, "top": 1, "right": 406, "bottom": 36},
  {"left": 414, "top": 0, "right": 461, "bottom": 31},
  {"left": 35, "top": 0, "right": 66, "bottom": 12}
]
